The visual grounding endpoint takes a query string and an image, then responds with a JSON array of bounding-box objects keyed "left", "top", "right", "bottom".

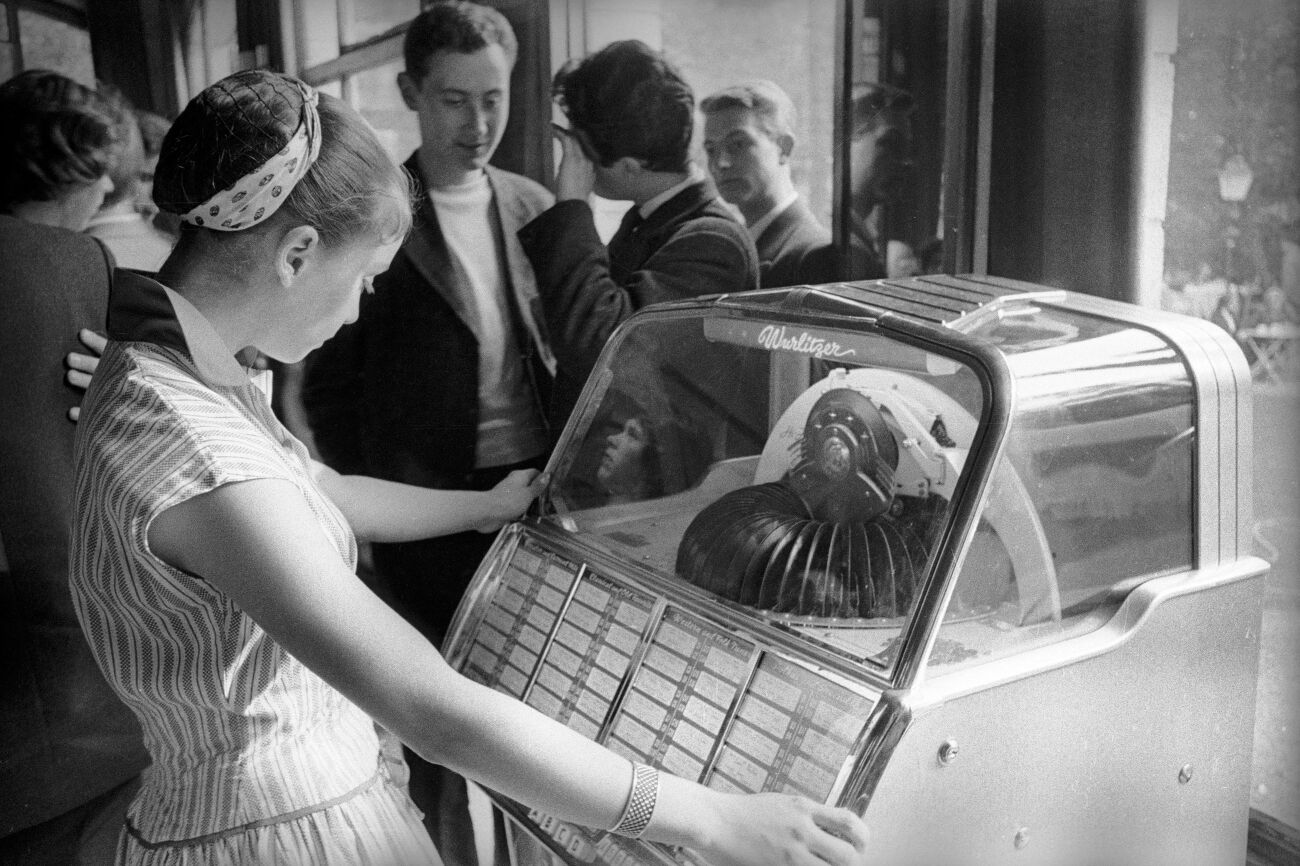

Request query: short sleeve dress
[{"left": 69, "top": 272, "right": 442, "bottom": 866}]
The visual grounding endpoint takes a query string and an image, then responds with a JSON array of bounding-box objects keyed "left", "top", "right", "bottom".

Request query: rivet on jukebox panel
[
  {"left": 1179, "top": 763, "right": 1194, "bottom": 784},
  {"left": 1013, "top": 827, "right": 1029, "bottom": 850},
  {"left": 937, "top": 739, "right": 959, "bottom": 766}
]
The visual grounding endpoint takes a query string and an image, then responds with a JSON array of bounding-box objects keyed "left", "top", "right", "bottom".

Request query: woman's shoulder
[
  {"left": 80, "top": 343, "right": 263, "bottom": 462},
  {"left": 77, "top": 342, "right": 292, "bottom": 512}
]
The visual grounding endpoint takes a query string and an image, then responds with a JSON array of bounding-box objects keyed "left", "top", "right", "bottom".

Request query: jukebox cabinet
[{"left": 443, "top": 275, "right": 1266, "bottom": 865}]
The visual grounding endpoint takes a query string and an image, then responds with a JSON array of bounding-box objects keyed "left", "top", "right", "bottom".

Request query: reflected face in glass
[
  {"left": 849, "top": 97, "right": 914, "bottom": 215},
  {"left": 399, "top": 45, "right": 511, "bottom": 187},
  {"left": 702, "top": 107, "right": 787, "bottom": 221},
  {"left": 597, "top": 418, "right": 653, "bottom": 497}
]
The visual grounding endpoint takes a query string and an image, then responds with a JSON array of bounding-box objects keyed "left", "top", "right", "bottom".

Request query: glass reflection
[{"left": 846, "top": 0, "right": 949, "bottom": 279}]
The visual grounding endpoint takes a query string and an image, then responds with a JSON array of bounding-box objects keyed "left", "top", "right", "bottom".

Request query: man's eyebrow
[{"left": 439, "top": 86, "right": 504, "bottom": 95}]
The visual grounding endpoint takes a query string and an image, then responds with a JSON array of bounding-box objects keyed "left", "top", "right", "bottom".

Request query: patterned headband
[{"left": 182, "top": 80, "right": 322, "bottom": 231}]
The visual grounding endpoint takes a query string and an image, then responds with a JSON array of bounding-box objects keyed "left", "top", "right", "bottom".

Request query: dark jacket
[
  {"left": 756, "top": 198, "right": 832, "bottom": 288},
  {"left": 518, "top": 177, "right": 759, "bottom": 423},
  {"left": 0, "top": 215, "right": 147, "bottom": 835},
  {"left": 302, "top": 156, "right": 555, "bottom": 489}
]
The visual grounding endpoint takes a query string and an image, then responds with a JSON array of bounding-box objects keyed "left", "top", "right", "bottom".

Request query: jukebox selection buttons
[
  {"left": 604, "top": 608, "right": 757, "bottom": 781},
  {"left": 461, "top": 544, "right": 579, "bottom": 698},
  {"left": 524, "top": 571, "right": 657, "bottom": 738},
  {"left": 706, "top": 654, "right": 874, "bottom": 801}
]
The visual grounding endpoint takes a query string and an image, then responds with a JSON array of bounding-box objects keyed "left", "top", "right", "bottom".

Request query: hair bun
[{"left": 153, "top": 70, "right": 310, "bottom": 216}]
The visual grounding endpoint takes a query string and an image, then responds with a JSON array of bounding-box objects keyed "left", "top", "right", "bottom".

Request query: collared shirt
[
  {"left": 636, "top": 163, "right": 707, "bottom": 221},
  {"left": 70, "top": 271, "right": 381, "bottom": 845},
  {"left": 746, "top": 190, "right": 800, "bottom": 241}
]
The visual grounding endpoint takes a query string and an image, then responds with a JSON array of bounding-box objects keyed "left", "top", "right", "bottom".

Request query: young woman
[{"left": 70, "top": 69, "right": 870, "bottom": 866}]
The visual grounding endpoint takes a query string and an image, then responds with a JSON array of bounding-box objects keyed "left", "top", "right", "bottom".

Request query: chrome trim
[{"left": 914, "top": 556, "right": 1268, "bottom": 703}]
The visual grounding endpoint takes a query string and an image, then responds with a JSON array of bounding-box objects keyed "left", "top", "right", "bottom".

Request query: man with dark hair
[
  {"left": 301, "top": 3, "right": 555, "bottom": 862},
  {"left": 519, "top": 39, "right": 759, "bottom": 422},
  {"left": 700, "top": 79, "right": 833, "bottom": 288}
]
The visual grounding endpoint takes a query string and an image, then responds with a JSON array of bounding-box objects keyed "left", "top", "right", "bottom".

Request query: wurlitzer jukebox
[{"left": 443, "top": 275, "right": 1266, "bottom": 865}]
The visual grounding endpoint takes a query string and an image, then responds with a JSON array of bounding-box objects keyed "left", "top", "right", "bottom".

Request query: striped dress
[{"left": 69, "top": 273, "right": 441, "bottom": 865}]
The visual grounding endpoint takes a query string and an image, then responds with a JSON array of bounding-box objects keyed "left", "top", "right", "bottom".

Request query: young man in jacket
[{"left": 301, "top": 4, "right": 555, "bottom": 863}]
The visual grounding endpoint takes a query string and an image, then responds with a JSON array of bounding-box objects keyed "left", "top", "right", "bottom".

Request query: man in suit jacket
[
  {"left": 700, "top": 79, "right": 838, "bottom": 288},
  {"left": 0, "top": 70, "right": 147, "bottom": 866},
  {"left": 519, "top": 40, "right": 759, "bottom": 425},
  {"left": 300, "top": 5, "right": 553, "bottom": 863}
]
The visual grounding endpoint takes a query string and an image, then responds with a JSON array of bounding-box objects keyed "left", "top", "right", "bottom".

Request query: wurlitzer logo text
[{"left": 757, "top": 325, "right": 857, "bottom": 359}]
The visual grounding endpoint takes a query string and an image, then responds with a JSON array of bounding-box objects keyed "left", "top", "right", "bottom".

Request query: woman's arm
[
  {"left": 311, "top": 460, "right": 541, "bottom": 541},
  {"left": 148, "top": 479, "right": 868, "bottom": 866}
]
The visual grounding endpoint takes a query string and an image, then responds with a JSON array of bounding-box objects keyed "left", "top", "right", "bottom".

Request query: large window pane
[
  {"left": 338, "top": 0, "right": 418, "bottom": 45},
  {"left": 17, "top": 8, "right": 93, "bottom": 85},
  {"left": 344, "top": 57, "right": 418, "bottom": 164}
]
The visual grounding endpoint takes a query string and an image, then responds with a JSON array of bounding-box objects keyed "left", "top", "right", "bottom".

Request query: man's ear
[
  {"left": 397, "top": 71, "right": 421, "bottom": 112},
  {"left": 776, "top": 133, "right": 795, "bottom": 162},
  {"left": 276, "top": 225, "right": 321, "bottom": 288},
  {"left": 613, "top": 155, "right": 646, "bottom": 178}
]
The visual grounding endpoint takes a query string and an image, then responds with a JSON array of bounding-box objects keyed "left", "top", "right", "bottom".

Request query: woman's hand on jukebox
[
  {"left": 703, "top": 791, "right": 869, "bottom": 866},
  {"left": 65, "top": 328, "right": 106, "bottom": 421},
  {"left": 478, "top": 469, "right": 544, "bottom": 533}
]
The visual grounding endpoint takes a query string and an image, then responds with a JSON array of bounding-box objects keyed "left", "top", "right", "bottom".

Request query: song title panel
[
  {"left": 604, "top": 608, "right": 757, "bottom": 782},
  {"left": 526, "top": 571, "right": 657, "bottom": 738},
  {"left": 463, "top": 543, "right": 577, "bottom": 698},
  {"left": 707, "top": 654, "right": 874, "bottom": 800}
]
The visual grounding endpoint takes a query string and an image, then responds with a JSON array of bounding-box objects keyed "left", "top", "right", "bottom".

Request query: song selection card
[
  {"left": 462, "top": 543, "right": 578, "bottom": 698},
  {"left": 525, "top": 572, "right": 657, "bottom": 739},
  {"left": 604, "top": 608, "right": 757, "bottom": 782},
  {"left": 706, "top": 654, "right": 874, "bottom": 801}
]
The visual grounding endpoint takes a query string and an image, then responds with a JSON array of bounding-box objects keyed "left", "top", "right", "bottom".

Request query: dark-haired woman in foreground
[{"left": 70, "top": 69, "right": 869, "bottom": 866}]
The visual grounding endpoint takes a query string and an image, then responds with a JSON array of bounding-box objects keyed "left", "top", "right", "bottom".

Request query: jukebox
[{"left": 443, "top": 275, "right": 1266, "bottom": 865}]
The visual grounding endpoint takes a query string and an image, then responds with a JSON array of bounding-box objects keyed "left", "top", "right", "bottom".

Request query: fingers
[
  {"left": 509, "top": 468, "right": 541, "bottom": 486},
  {"left": 79, "top": 328, "right": 108, "bottom": 355},
  {"left": 807, "top": 806, "right": 869, "bottom": 865},
  {"left": 66, "top": 369, "right": 93, "bottom": 390},
  {"left": 813, "top": 805, "right": 870, "bottom": 854},
  {"left": 67, "top": 406, "right": 81, "bottom": 423},
  {"left": 67, "top": 351, "right": 99, "bottom": 375}
]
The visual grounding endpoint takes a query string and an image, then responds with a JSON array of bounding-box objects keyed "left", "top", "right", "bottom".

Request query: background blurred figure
[
  {"left": 85, "top": 86, "right": 175, "bottom": 271},
  {"left": 847, "top": 82, "right": 915, "bottom": 279},
  {"left": 0, "top": 68, "right": 147, "bottom": 866},
  {"left": 700, "top": 80, "right": 833, "bottom": 288}
]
